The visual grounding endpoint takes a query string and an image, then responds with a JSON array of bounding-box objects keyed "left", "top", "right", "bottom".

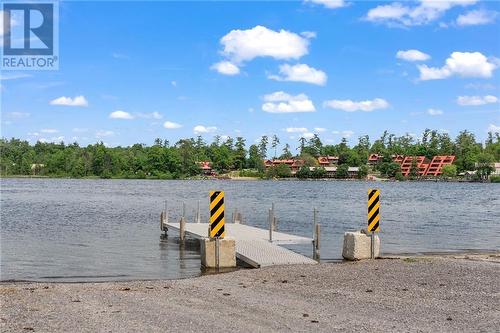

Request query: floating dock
[{"left": 164, "top": 222, "right": 317, "bottom": 268}]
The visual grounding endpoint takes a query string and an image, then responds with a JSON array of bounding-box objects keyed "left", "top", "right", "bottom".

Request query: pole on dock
[
  {"left": 160, "top": 211, "right": 164, "bottom": 231},
  {"left": 182, "top": 202, "right": 186, "bottom": 218},
  {"left": 268, "top": 208, "right": 273, "bottom": 242},
  {"left": 312, "top": 207, "right": 317, "bottom": 258},
  {"left": 232, "top": 208, "right": 237, "bottom": 224},
  {"left": 271, "top": 203, "right": 276, "bottom": 231},
  {"left": 179, "top": 217, "right": 186, "bottom": 241},
  {"left": 314, "top": 224, "right": 320, "bottom": 261},
  {"left": 196, "top": 200, "right": 201, "bottom": 224}
]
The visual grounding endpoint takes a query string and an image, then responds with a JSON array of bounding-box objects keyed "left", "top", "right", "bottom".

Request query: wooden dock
[{"left": 164, "top": 222, "right": 317, "bottom": 268}]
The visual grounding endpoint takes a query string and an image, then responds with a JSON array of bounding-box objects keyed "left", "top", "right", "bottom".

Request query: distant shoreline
[{"left": 0, "top": 175, "right": 493, "bottom": 183}]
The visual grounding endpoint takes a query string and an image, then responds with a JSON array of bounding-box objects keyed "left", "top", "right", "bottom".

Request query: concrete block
[
  {"left": 342, "top": 231, "right": 380, "bottom": 260},
  {"left": 200, "top": 238, "right": 236, "bottom": 268}
]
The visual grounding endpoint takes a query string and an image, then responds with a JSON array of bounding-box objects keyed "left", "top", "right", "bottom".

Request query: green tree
[
  {"left": 357, "top": 165, "right": 368, "bottom": 179},
  {"left": 271, "top": 135, "right": 280, "bottom": 158},
  {"left": 476, "top": 153, "right": 494, "bottom": 180},
  {"left": 336, "top": 164, "right": 349, "bottom": 179},
  {"left": 441, "top": 164, "right": 457, "bottom": 178},
  {"left": 281, "top": 143, "right": 293, "bottom": 159},
  {"left": 296, "top": 165, "right": 311, "bottom": 179},
  {"left": 258, "top": 135, "right": 269, "bottom": 159}
]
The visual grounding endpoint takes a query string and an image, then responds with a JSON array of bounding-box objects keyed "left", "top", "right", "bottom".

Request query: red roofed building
[
  {"left": 198, "top": 161, "right": 213, "bottom": 175},
  {"left": 318, "top": 156, "right": 339, "bottom": 166},
  {"left": 264, "top": 159, "right": 305, "bottom": 173}
]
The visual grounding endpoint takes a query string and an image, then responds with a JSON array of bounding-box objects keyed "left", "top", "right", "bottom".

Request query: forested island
[{"left": 1, "top": 129, "right": 499, "bottom": 181}]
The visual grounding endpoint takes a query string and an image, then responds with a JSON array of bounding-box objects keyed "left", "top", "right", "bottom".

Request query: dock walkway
[{"left": 164, "top": 222, "right": 317, "bottom": 268}]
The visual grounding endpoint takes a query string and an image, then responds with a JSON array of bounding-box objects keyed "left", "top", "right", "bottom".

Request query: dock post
[
  {"left": 232, "top": 208, "right": 237, "bottom": 224},
  {"left": 196, "top": 200, "right": 201, "bottom": 223},
  {"left": 160, "top": 211, "right": 164, "bottom": 231},
  {"left": 314, "top": 224, "right": 321, "bottom": 260},
  {"left": 271, "top": 203, "right": 276, "bottom": 231},
  {"left": 182, "top": 202, "right": 186, "bottom": 219},
  {"left": 312, "top": 207, "right": 317, "bottom": 257},
  {"left": 268, "top": 208, "right": 273, "bottom": 242},
  {"left": 180, "top": 216, "right": 186, "bottom": 241}
]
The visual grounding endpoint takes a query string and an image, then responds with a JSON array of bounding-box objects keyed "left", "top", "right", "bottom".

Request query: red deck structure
[
  {"left": 425, "top": 156, "right": 455, "bottom": 176},
  {"left": 395, "top": 155, "right": 455, "bottom": 176}
]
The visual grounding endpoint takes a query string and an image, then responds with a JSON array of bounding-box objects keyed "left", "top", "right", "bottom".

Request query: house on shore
[
  {"left": 309, "top": 166, "right": 360, "bottom": 178},
  {"left": 198, "top": 161, "right": 214, "bottom": 176},
  {"left": 264, "top": 159, "right": 304, "bottom": 174}
]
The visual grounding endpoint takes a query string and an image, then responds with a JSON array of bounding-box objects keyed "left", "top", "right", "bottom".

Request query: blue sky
[{"left": 1, "top": 0, "right": 500, "bottom": 149}]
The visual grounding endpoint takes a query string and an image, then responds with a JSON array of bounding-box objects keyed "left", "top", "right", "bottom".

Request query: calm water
[{"left": 1, "top": 179, "right": 499, "bottom": 282}]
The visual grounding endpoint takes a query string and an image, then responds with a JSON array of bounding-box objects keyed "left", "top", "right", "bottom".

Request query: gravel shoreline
[{"left": 1, "top": 256, "right": 499, "bottom": 332}]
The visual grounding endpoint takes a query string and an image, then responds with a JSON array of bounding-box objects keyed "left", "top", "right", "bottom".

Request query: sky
[{"left": 1, "top": 0, "right": 500, "bottom": 149}]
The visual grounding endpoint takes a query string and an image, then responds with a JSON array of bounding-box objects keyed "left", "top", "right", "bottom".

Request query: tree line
[{"left": 0, "top": 129, "right": 498, "bottom": 179}]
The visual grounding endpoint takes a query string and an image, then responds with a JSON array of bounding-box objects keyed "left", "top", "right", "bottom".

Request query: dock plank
[{"left": 164, "top": 222, "right": 317, "bottom": 267}]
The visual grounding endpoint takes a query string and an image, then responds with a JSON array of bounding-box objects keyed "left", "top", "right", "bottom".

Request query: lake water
[{"left": 1, "top": 179, "right": 499, "bottom": 282}]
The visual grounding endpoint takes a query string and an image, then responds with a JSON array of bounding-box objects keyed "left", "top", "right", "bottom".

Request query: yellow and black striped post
[
  {"left": 209, "top": 191, "right": 225, "bottom": 238},
  {"left": 367, "top": 189, "right": 380, "bottom": 233}
]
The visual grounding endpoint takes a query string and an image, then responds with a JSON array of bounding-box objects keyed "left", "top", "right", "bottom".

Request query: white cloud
[
  {"left": 50, "top": 95, "right": 88, "bottom": 107},
  {"left": 341, "top": 130, "right": 354, "bottom": 138},
  {"left": 72, "top": 128, "right": 88, "bottom": 133},
  {"left": 137, "top": 111, "right": 163, "bottom": 119},
  {"left": 457, "top": 9, "right": 498, "bottom": 26},
  {"left": 302, "top": 132, "right": 315, "bottom": 139},
  {"left": 456, "top": 95, "right": 498, "bottom": 106},
  {"left": 41, "top": 128, "right": 58, "bottom": 133},
  {"left": 314, "top": 127, "right": 326, "bottom": 132},
  {"left": 95, "top": 130, "right": 114, "bottom": 138},
  {"left": 219, "top": 25, "right": 309, "bottom": 64},
  {"left": 487, "top": 124, "right": 500, "bottom": 133},
  {"left": 332, "top": 130, "right": 354, "bottom": 138},
  {"left": 285, "top": 127, "right": 308, "bottom": 133},
  {"left": 171, "top": 81, "right": 177, "bottom": 87},
  {"left": 268, "top": 63, "right": 327, "bottom": 85},
  {"left": 109, "top": 110, "right": 134, "bottom": 120},
  {"left": 38, "top": 136, "right": 65, "bottom": 143},
  {"left": 262, "top": 91, "right": 316, "bottom": 113},
  {"left": 0, "top": 73, "right": 31, "bottom": 80},
  {"left": 7, "top": 112, "right": 30, "bottom": 118},
  {"left": 323, "top": 98, "right": 389, "bottom": 112},
  {"left": 210, "top": 61, "right": 240, "bottom": 75},
  {"left": 300, "top": 31, "right": 317, "bottom": 39},
  {"left": 193, "top": 125, "right": 217, "bottom": 134},
  {"left": 396, "top": 49, "right": 430, "bottom": 62},
  {"left": 366, "top": 0, "right": 478, "bottom": 27},
  {"left": 427, "top": 108, "right": 444, "bottom": 116},
  {"left": 418, "top": 52, "right": 497, "bottom": 80},
  {"left": 305, "top": 0, "right": 348, "bottom": 9},
  {"left": 112, "top": 52, "right": 129, "bottom": 59},
  {"left": 465, "top": 82, "right": 496, "bottom": 90},
  {"left": 163, "top": 121, "right": 182, "bottom": 129}
]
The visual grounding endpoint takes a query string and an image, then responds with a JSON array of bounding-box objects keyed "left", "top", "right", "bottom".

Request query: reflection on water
[{"left": 1, "top": 178, "right": 499, "bottom": 282}]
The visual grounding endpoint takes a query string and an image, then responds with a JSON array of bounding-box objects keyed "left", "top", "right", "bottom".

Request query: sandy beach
[{"left": 1, "top": 255, "right": 499, "bottom": 332}]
